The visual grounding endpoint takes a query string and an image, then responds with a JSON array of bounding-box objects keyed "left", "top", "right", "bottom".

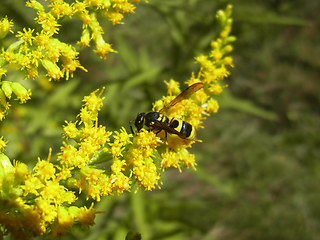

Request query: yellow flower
[
  {"left": 40, "top": 181, "right": 76, "bottom": 205},
  {"left": 79, "top": 107, "right": 95, "bottom": 125},
  {"left": 109, "top": 127, "right": 132, "bottom": 158},
  {"left": 22, "top": 206, "right": 46, "bottom": 236},
  {"left": 113, "top": 0, "right": 136, "bottom": 13},
  {"left": 77, "top": 205, "right": 96, "bottom": 227},
  {"left": 26, "top": 65, "right": 39, "bottom": 79},
  {"left": 58, "top": 143, "right": 79, "bottom": 168},
  {"left": 21, "top": 175, "right": 44, "bottom": 196},
  {"left": 0, "top": 137, "right": 7, "bottom": 152},
  {"left": 36, "top": 197, "right": 58, "bottom": 223},
  {"left": 102, "top": 10, "right": 125, "bottom": 25},
  {"left": 41, "top": 59, "right": 63, "bottom": 81},
  {"left": 0, "top": 153, "right": 13, "bottom": 184},
  {"left": 34, "top": 32, "right": 51, "bottom": 47},
  {"left": 160, "top": 149, "right": 181, "bottom": 170},
  {"left": 0, "top": 89, "right": 10, "bottom": 110},
  {"left": 1, "top": 81, "right": 12, "bottom": 99},
  {"left": 63, "top": 121, "right": 80, "bottom": 139},
  {"left": 179, "top": 148, "right": 197, "bottom": 169},
  {"left": 0, "top": 17, "right": 13, "bottom": 39},
  {"left": 111, "top": 158, "right": 127, "bottom": 173},
  {"left": 49, "top": 1, "right": 73, "bottom": 19},
  {"left": 33, "top": 159, "right": 56, "bottom": 181},
  {"left": 79, "top": 166, "right": 111, "bottom": 201},
  {"left": 78, "top": 28, "right": 91, "bottom": 47},
  {"left": 52, "top": 206, "right": 75, "bottom": 238},
  {"left": 35, "top": 12, "right": 60, "bottom": 35},
  {"left": 26, "top": 0, "right": 45, "bottom": 13},
  {"left": 57, "top": 206, "right": 74, "bottom": 228},
  {"left": 0, "top": 67, "right": 7, "bottom": 81},
  {"left": 110, "top": 171, "right": 131, "bottom": 194},
  {"left": 82, "top": 88, "right": 105, "bottom": 113},
  {"left": 165, "top": 79, "right": 181, "bottom": 96},
  {"left": 133, "top": 157, "right": 161, "bottom": 191},
  {"left": 10, "top": 82, "right": 32, "bottom": 103},
  {"left": 0, "top": 4, "right": 235, "bottom": 239},
  {"left": 16, "top": 28, "right": 35, "bottom": 47},
  {"left": 124, "top": 130, "right": 161, "bottom": 190},
  {"left": 94, "top": 34, "right": 117, "bottom": 59},
  {"left": 205, "top": 98, "right": 219, "bottom": 114},
  {"left": 14, "top": 162, "right": 29, "bottom": 181}
]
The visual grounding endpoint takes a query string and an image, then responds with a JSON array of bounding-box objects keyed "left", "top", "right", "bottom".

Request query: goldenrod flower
[
  {"left": 16, "top": 28, "right": 35, "bottom": 48},
  {"left": 49, "top": 1, "right": 73, "bottom": 19},
  {"left": 35, "top": 12, "right": 61, "bottom": 35},
  {"left": 1, "top": 81, "right": 12, "bottom": 99},
  {"left": 10, "top": 82, "right": 32, "bottom": 103},
  {"left": 94, "top": 34, "right": 117, "bottom": 59},
  {"left": 77, "top": 205, "right": 96, "bottom": 227},
  {"left": 0, "top": 17, "right": 13, "bottom": 39},
  {"left": 41, "top": 58, "right": 64, "bottom": 81},
  {"left": 0, "top": 0, "right": 140, "bottom": 118},
  {"left": 0, "top": 3, "right": 235, "bottom": 239},
  {"left": 78, "top": 28, "right": 92, "bottom": 47},
  {"left": 33, "top": 159, "right": 56, "bottom": 181}
]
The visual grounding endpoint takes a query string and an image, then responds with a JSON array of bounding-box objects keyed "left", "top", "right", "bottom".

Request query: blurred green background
[{"left": 1, "top": 0, "right": 320, "bottom": 239}]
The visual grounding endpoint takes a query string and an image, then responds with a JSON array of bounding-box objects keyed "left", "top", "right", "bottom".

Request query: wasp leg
[
  {"left": 129, "top": 120, "right": 135, "bottom": 135},
  {"left": 169, "top": 117, "right": 175, "bottom": 125},
  {"left": 154, "top": 129, "right": 161, "bottom": 134}
]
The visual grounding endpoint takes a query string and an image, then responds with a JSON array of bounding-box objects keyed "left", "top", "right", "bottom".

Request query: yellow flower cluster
[
  {"left": 0, "top": 150, "right": 97, "bottom": 239},
  {"left": 0, "top": 4, "right": 235, "bottom": 239},
  {"left": 0, "top": 0, "right": 140, "bottom": 119},
  {"left": 150, "top": 5, "right": 235, "bottom": 172}
]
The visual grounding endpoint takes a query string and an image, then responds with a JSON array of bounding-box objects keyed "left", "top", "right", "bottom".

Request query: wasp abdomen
[{"left": 169, "top": 119, "right": 194, "bottom": 139}]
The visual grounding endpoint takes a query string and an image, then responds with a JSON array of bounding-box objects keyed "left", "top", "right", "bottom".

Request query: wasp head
[{"left": 135, "top": 113, "right": 146, "bottom": 131}]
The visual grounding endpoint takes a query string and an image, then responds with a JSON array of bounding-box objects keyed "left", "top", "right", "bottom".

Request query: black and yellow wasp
[{"left": 131, "top": 82, "right": 204, "bottom": 140}]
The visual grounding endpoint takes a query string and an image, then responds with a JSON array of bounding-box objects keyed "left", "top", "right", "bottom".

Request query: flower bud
[
  {"left": 0, "top": 153, "right": 13, "bottom": 180},
  {"left": 26, "top": 0, "right": 45, "bottom": 12},
  {"left": 78, "top": 28, "right": 91, "bottom": 47},
  {"left": 216, "top": 10, "right": 226, "bottom": 26},
  {"left": 10, "top": 82, "right": 31, "bottom": 103},
  {"left": 41, "top": 59, "right": 63, "bottom": 81},
  {"left": 1, "top": 81, "right": 12, "bottom": 99},
  {"left": 0, "top": 89, "right": 8, "bottom": 109}
]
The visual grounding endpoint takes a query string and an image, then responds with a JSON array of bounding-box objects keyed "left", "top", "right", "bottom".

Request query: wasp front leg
[{"left": 129, "top": 119, "right": 135, "bottom": 135}]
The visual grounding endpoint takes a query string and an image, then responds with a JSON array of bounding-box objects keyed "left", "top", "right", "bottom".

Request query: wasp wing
[
  {"left": 150, "top": 122, "right": 186, "bottom": 139},
  {"left": 160, "top": 82, "right": 204, "bottom": 114}
]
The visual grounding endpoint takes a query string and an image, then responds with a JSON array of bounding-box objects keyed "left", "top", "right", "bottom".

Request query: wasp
[{"left": 131, "top": 82, "right": 204, "bottom": 140}]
